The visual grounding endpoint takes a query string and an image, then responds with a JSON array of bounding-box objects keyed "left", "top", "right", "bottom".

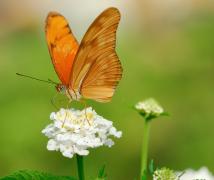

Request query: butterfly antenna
[
  {"left": 48, "top": 78, "right": 58, "bottom": 84},
  {"left": 16, "top": 73, "right": 58, "bottom": 85}
]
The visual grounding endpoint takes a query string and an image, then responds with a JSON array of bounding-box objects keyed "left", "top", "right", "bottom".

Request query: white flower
[
  {"left": 42, "top": 107, "right": 122, "bottom": 158},
  {"left": 135, "top": 98, "right": 164, "bottom": 117},
  {"left": 153, "top": 167, "right": 179, "bottom": 180},
  {"left": 179, "top": 167, "right": 214, "bottom": 180}
]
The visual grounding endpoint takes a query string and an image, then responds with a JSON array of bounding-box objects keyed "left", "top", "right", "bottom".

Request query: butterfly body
[
  {"left": 46, "top": 7, "right": 122, "bottom": 103},
  {"left": 56, "top": 84, "right": 82, "bottom": 101}
]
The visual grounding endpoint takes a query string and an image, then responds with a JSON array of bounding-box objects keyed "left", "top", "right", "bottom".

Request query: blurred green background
[{"left": 0, "top": 0, "right": 214, "bottom": 179}]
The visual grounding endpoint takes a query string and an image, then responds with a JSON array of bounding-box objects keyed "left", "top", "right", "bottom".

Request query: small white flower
[
  {"left": 178, "top": 167, "right": 214, "bottom": 180},
  {"left": 153, "top": 167, "right": 179, "bottom": 180},
  {"left": 42, "top": 107, "right": 122, "bottom": 158},
  {"left": 135, "top": 98, "right": 164, "bottom": 118}
]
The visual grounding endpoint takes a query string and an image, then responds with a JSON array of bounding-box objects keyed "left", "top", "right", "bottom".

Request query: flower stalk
[
  {"left": 141, "top": 120, "right": 151, "bottom": 178},
  {"left": 135, "top": 98, "right": 166, "bottom": 179},
  {"left": 76, "top": 155, "right": 85, "bottom": 180}
]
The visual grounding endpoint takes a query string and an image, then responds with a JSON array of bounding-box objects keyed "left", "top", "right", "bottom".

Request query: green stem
[
  {"left": 141, "top": 120, "right": 151, "bottom": 178},
  {"left": 76, "top": 155, "right": 85, "bottom": 180}
]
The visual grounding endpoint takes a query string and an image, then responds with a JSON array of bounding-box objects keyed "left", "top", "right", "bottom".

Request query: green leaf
[
  {"left": 149, "top": 159, "right": 155, "bottom": 175},
  {"left": 96, "top": 165, "right": 107, "bottom": 180},
  {"left": 0, "top": 170, "right": 77, "bottom": 180},
  {"left": 160, "top": 112, "right": 170, "bottom": 117}
]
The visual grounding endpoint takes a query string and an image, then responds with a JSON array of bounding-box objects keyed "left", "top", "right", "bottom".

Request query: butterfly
[{"left": 45, "top": 7, "right": 122, "bottom": 103}]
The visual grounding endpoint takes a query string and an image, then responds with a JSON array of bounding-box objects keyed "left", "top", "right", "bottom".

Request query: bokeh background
[{"left": 0, "top": 0, "right": 214, "bottom": 179}]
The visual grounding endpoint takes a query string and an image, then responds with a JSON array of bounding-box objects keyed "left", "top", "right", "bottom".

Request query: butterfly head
[{"left": 56, "top": 84, "right": 66, "bottom": 94}]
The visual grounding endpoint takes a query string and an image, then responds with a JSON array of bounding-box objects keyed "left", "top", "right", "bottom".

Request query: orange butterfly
[{"left": 45, "top": 7, "right": 122, "bottom": 103}]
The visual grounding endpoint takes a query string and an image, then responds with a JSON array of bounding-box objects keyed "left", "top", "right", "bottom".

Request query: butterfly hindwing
[
  {"left": 45, "top": 12, "right": 79, "bottom": 86},
  {"left": 70, "top": 7, "right": 122, "bottom": 102}
]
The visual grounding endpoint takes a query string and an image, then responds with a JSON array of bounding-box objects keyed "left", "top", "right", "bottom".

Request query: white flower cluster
[
  {"left": 179, "top": 167, "right": 214, "bottom": 180},
  {"left": 153, "top": 168, "right": 179, "bottom": 180},
  {"left": 135, "top": 98, "right": 164, "bottom": 116},
  {"left": 42, "top": 107, "right": 122, "bottom": 158}
]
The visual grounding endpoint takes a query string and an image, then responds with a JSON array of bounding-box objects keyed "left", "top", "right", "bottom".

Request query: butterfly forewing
[
  {"left": 45, "top": 12, "right": 79, "bottom": 86},
  {"left": 70, "top": 7, "right": 122, "bottom": 102}
]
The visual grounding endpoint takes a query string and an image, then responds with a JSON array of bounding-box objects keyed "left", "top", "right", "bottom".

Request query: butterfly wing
[
  {"left": 70, "top": 7, "right": 122, "bottom": 102},
  {"left": 45, "top": 12, "right": 79, "bottom": 86}
]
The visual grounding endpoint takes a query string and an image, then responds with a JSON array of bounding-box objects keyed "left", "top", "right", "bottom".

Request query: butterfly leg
[
  {"left": 61, "top": 99, "right": 73, "bottom": 128},
  {"left": 51, "top": 93, "right": 60, "bottom": 110},
  {"left": 61, "top": 110, "right": 68, "bottom": 128},
  {"left": 51, "top": 92, "right": 70, "bottom": 110},
  {"left": 80, "top": 99, "right": 91, "bottom": 125},
  {"left": 69, "top": 89, "right": 90, "bottom": 125}
]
